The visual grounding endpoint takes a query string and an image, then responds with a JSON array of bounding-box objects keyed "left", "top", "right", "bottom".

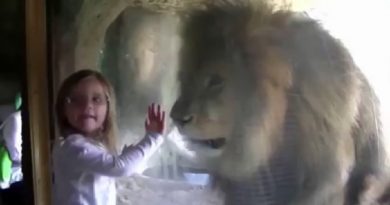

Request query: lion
[{"left": 169, "top": 1, "right": 388, "bottom": 205}]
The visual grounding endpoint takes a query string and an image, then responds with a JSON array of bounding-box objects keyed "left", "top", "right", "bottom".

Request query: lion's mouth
[{"left": 189, "top": 138, "right": 226, "bottom": 149}]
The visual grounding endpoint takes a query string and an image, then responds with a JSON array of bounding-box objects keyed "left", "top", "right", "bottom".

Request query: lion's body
[{"left": 170, "top": 2, "right": 386, "bottom": 205}]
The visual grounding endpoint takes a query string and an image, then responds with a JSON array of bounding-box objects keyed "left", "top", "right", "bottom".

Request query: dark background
[{"left": 0, "top": 0, "right": 24, "bottom": 104}]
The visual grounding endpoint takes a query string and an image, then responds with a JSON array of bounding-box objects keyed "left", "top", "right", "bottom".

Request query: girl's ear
[
  {"left": 102, "top": 120, "right": 107, "bottom": 132},
  {"left": 103, "top": 111, "right": 110, "bottom": 131}
]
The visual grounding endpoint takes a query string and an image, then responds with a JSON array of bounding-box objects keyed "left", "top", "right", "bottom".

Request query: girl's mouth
[{"left": 80, "top": 114, "right": 96, "bottom": 120}]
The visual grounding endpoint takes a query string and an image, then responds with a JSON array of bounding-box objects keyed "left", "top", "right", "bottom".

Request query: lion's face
[
  {"left": 170, "top": 59, "right": 237, "bottom": 155},
  {"left": 170, "top": 33, "right": 292, "bottom": 179},
  {"left": 171, "top": 60, "right": 233, "bottom": 142}
]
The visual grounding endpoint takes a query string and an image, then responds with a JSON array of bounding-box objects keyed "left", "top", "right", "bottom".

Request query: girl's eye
[
  {"left": 66, "top": 96, "right": 84, "bottom": 105},
  {"left": 93, "top": 96, "right": 103, "bottom": 103},
  {"left": 66, "top": 94, "right": 108, "bottom": 106}
]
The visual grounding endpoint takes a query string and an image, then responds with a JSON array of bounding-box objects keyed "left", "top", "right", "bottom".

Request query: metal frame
[{"left": 25, "top": 0, "right": 52, "bottom": 204}]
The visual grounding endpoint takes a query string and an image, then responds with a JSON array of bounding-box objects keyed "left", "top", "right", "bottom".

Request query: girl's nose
[{"left": 82, "top": 99, "right": 95, "bottom": 110}]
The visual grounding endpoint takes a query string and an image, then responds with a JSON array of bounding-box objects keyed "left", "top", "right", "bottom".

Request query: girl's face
[{"left": 64, "top": 76, "right": 108, "bottom": 137}]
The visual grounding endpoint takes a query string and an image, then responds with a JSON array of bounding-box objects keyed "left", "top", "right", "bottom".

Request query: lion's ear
[
  {"left": 260, "top": 48, "right": 293, "bottom": 89},
  {"left": 235, "top": 13, "right": 293, "bottom": 90},
  {"left": 241, "top": 35, "right": 292, "bottom": 90}
]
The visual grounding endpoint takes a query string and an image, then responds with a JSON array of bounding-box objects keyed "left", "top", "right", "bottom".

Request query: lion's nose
[{"left": 170, "top": 101, "right": 194, "bottom": 127}]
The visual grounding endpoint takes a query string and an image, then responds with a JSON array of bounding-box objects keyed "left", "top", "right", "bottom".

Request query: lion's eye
[{"left": 205, "top": 75, "right": 224, "bottom": 90}]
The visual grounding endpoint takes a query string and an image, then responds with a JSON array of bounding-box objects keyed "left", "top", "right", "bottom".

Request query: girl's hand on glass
[{"left": 145, "top": 103, "right": 165, "bottom": 134}]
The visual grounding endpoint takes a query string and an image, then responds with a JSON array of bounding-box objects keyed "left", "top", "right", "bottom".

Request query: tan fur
[{"left": 170, "top": 2, "right": 387, "bottom": 205}]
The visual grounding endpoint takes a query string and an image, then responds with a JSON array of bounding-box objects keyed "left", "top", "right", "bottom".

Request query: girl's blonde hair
[{"left": 55, "top": 69, "right": 118, "bottom": 153}]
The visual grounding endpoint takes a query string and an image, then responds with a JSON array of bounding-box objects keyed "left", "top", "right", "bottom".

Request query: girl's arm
[{"left": 64, "top": 132, "right": 163, "bottom": 177}]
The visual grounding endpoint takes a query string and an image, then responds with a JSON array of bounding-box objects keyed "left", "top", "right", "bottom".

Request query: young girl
[{"left": 52, "top": 69, "right": 165, "bottom": 205}]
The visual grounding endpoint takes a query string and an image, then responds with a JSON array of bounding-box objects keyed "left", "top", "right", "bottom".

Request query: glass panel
[{"left": 50, "top": 0, "right": 390, "bottom": 205}]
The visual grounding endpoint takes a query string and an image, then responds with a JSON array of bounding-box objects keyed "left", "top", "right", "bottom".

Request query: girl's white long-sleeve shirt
[{"left": 52, "top": 132, "right": 163, "bottom": 205}]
